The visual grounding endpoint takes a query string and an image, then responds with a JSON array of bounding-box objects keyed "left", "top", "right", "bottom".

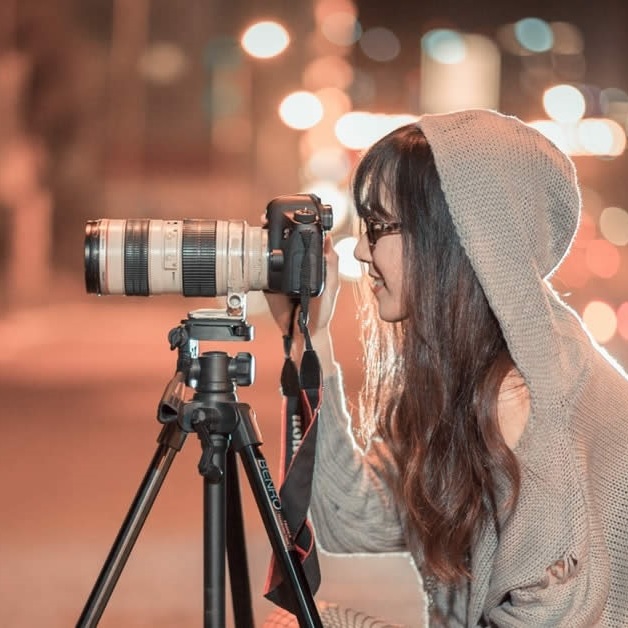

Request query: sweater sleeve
[{"left": 309, "top": 367, "right": 407, "bottom": 554}]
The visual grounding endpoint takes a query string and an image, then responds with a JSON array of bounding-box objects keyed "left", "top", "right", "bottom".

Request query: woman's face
[{"left": 354, "top": 215, "right": 406, "bottom": 322}]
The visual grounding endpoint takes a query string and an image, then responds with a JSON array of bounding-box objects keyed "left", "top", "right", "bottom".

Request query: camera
[{"left": 84, "top": 193, "right": 333, "bottom": 298}]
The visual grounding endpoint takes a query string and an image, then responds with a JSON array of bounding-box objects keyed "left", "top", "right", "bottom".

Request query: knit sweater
[{"left": 310, "top": 110, "right": 628, "bottom": 626}]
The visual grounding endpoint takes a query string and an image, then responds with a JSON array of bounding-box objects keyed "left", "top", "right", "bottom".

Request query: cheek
[{"left": 375, "top": 242, "right": 403, "bottom": 287}]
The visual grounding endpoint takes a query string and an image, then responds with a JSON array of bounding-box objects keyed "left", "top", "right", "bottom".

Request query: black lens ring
[
  {"left": 182, "top": 220, "right": 217, "bottom": 296},
  {"left": 124, "top": 219, "right": 150, "bottom": 296},
  {"left": 84, "top": 220, "right": 101, "bottom": 294}
]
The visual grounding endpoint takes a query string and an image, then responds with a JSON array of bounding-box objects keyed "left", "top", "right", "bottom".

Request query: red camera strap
[{"left": 264, "top": 304, "right": 322, "bottom": 612}]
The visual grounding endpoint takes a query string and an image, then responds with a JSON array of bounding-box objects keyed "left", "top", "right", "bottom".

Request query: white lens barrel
[
  {"left": 95, "top": 218, "right": 268, "bottom": 296},
  {"left": 148, "top": 220, "right": 183, "bottom": 294},
  {"left": 213, "top": 221, "right": 268, "bottom": 295},
  {"left": 100, "top": 219, "right": 126, "bottom": 294}
]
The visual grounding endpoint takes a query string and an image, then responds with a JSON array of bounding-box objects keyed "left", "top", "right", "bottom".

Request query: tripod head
[{"left": 157, "top": 297, "right": 255, "bottom": 429}]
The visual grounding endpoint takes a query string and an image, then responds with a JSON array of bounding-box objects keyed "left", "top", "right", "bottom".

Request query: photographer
[{"left": 267, "top": 109, "right": 628, "bottom": 626}]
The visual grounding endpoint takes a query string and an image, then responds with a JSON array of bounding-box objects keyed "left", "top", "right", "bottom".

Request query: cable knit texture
[{"left": 310, "top": 109, "right": 628, "bottom": 626}]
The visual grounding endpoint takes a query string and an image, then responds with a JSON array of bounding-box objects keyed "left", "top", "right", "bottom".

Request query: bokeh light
[
  {"left": 305, "top": 147, "right": 352, "bottom": 183},
  {"left": 577, "top": 118, "right": 626, "bottom": 156},
  {"left": 422, "top": 29, "right": 466, "bottom": 64},
  {"left": 315, "top": 86, "right": 352, "bottom": 120},
  {"left": 583, "top": 300, "right": 617, "bottom": 344},
  {"left": 514, "top": 17, "right": 554, "bottom": 53},
  {"left": 320, "top": 11, "right": 362, "bottom": 46},
  {"left": 600, "top": 87, "right": 628, "bottom": 123},
  {"left": 420, "top": 33, "right": 500, "bottom": 113},
  {"left": 528, "top": 120, "right": 571, "bottom": 154},
  {"left": 543, "top": 84, "right": 586, "bottom": 123},
  {"left": 334, "top": 235, "right": 364, "bottom": 281},
  {"left": 359, "top": 27, "right": 401, "bottom": 62},
  {"left": 241, "top": 21, "right": 290, "bottom": 59},
  {"left": 550, "top": 21, "right": 584, "bottom": 55},
  {"left": 335, "top": 112, "right": 417, "bottom": 150},
  {"left": 616, "top": 302, "right": 628, "bottom": 341},
  {"left": 138, "top": 42, "right": 188, "bottom": 84},
  {"left": 278, "top": 91, "right": 324, "bottom": 130},
  {"left": 302, "top": 181, "right": 350, "bottom": 226},
  {"left": 600, "top": 206, "right": 628, "bottom": 246}
]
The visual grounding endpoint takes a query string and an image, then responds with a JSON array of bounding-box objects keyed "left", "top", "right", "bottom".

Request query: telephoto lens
[{"left": 84, "top": 219, "right": 268, "bottom": 297}]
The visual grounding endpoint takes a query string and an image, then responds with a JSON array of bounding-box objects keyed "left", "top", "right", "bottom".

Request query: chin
[{"left": 377, "top": 307, "right": 406, "bottom": 323}]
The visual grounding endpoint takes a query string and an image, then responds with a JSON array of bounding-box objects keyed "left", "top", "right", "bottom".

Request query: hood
[{"left": 416, "top": 109, "right": 584, "bottom": 419}]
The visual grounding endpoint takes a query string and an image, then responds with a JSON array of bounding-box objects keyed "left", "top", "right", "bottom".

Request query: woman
[{"left": 268, "top": 109, "right": 628, "bottom": 626}]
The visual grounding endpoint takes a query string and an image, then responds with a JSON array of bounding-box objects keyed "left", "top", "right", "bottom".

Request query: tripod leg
[
  {"left": 77, "top": 422, "right": 186, "bottom": 628},
  {"left": 225, "top": 450, "right": 254, "bottom": 627},
  {"left": 202, "top": 434, "right": 227, "bottom": 628},
  {"left": 237, "top": 444, "right": 322, "bottom": 628}
]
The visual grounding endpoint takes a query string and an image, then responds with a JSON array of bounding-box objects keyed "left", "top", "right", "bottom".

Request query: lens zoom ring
[
  {"left": 182, "top": 220, "right": 217, "bottom": 296},
  {"left": 124, "top": 219, "right": 150, "bottom": 296}
]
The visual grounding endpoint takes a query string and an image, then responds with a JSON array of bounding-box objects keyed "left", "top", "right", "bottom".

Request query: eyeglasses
[{"left": 361, "top": 216, "right": 402, "bottom": 246}]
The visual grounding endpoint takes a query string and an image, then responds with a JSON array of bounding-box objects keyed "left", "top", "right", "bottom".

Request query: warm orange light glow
[
  {"left": 616, "top": 302, "right": 628, "bottom": 341},
  {"left": 320, "top": 11, "right": 361, "bottom": 46},
  {"left": 585, "top": 239, "right": 621, "bottom": 279},
  {"left": 583, "top": 300, "right": 617, "bottom": 344},
  {"left": 138, "top": 42, "right": 188, "bottom": 84},
  {"left": 600, "top": 206, "right": 628, "bottom": 246}
]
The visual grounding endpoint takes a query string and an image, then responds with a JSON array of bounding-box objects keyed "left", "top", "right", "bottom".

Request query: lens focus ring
[
  {"left": 124, "top": 219, "right": 150, "bottom": 296},
  {"left": 182, "top": 220, "right": 217, "bottom": 296}
]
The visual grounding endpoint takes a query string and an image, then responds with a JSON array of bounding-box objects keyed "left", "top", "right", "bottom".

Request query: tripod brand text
[{"left": 258, "top": 459, "right": 282, "bottom": 510}]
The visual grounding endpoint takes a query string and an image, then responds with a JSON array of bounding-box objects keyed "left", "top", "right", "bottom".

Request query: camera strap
[{"left": 264, "top": 299, "right": 322, "bottom": 612}]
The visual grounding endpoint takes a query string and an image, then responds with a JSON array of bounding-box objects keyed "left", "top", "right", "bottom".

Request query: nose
[{"left": 353, "top": 232, "right": 372, "bottom": 263}]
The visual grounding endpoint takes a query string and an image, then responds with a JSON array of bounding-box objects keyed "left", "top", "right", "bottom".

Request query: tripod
[{"left": 77, "top": 308, "right": 323, "bottom": 628}]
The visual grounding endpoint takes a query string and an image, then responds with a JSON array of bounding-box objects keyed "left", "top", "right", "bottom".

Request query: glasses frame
[{"left": 362, "top": 216, "right": 403, "bottom": 246}]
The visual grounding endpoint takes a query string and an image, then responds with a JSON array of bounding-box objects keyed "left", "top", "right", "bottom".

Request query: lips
[{"left": 369, "top": 274, "right": 384, "bottom": 293}]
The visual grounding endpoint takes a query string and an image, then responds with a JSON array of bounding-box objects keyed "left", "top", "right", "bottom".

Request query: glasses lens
[{"left": 361, "top": 217, "right": 402, "bottom": 245}]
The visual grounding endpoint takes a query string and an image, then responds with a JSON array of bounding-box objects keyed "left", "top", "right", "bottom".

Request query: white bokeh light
[
  {"left": 578, "top": 118, "right": 626, "bottom": 156},
  {"left": 241, "top": 21, "right": 290, "bottom": 59},
  {"left": 543, "top": 84, "right": 586, "bottom": 123},
  {"left": 302, "top": 181, "right": 350, "bottom": 227},
  {"left": 583, "top": 301, "right": 617, "bottom": 344},
  {"left": 334, "top": 236, "right": 364, "bottom": 281},
  {"left": 278, "top": 91, "right": 323, "bottom": 130},
  {"left": 335, "top": 112, "right": 417, "bottom": 150},
  {"left": 422, "top": 29, "right": 466, "bottom": 64}
]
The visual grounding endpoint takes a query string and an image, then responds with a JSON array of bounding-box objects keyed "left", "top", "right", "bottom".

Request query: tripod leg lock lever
[{"left": 193, "top": 410, "right": 227, "bottom": 483}]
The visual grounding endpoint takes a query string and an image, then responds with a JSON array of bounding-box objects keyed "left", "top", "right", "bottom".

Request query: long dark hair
[{"left": 352, "top": 123, "right": 520, "bottom": 584}]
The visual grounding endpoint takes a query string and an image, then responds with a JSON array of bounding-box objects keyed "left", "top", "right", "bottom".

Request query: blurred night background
[{"left": 1, "top": 1, "right": 627, "bottom": 626}]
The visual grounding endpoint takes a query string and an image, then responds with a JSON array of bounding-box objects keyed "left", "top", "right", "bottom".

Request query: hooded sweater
[{"left": 310, "top": 109, "right": 628, "bottom": 626}]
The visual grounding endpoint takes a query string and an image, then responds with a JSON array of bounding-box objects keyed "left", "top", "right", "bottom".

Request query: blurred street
[{"left": 0, "top": 275, "right": 424, "bottom": 627}]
